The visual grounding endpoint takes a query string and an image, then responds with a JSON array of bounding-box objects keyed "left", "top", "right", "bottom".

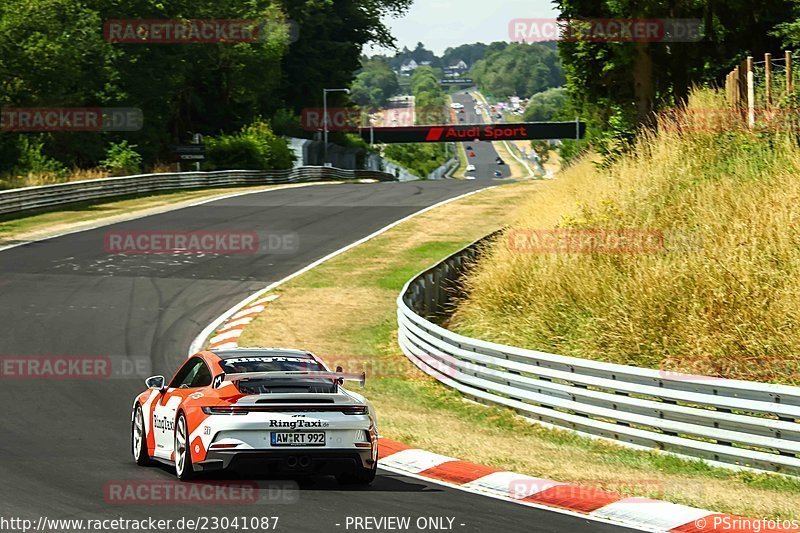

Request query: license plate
[{"left": 270, "top": 432, "right": 326, "bottom": 447}]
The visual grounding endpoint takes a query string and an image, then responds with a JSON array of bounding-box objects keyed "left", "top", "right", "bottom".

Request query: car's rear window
[{"left": 220, "top": 356, "right": 324, "bottom": 374}]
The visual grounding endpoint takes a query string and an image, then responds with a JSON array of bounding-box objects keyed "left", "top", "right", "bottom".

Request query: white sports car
[{"left": 131, "top": 348, "right": 378, "bottom": 484}]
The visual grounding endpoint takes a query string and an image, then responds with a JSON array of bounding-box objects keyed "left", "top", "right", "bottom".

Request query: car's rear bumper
[{"left": 195, "top": 448, "right": 375, "bottom": 475}]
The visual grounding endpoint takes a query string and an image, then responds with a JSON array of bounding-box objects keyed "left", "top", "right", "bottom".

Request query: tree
[
  {"left": 442, "top": 43, "right": 489, "bottom": 68},
  {"left": 471, "top": 43, "right": 565, "bottom": 98},
  {"left": 523, "top": 88, "right": 569, "bottom": 121},
  {"left": 555, "top": 0, "right": 794, "bottom": 129},
  {"left": 277, "top": 0, "right": 413, "bottom": 112},
  {"left": 0, "top": 0, "right": 414, "bottom": 175},
  {"left": 409, "top": 66, "right": 447, "bottom": 123},
  {"left": 350, "top": 57, "right": 399, "bottom": 107}
]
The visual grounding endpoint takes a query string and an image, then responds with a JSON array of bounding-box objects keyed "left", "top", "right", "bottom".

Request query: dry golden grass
[
  {"left": 237, "top": 177, "right": 800, "bottom": 519},
  {"left": 0, "top": 167, "right": 110, "bottom": 189},
  {"left": 0, "top": 162, "right": 183, "bottom": 190},
  {"left": 452, "top": 89, "right": 800, "bottom": 384}
]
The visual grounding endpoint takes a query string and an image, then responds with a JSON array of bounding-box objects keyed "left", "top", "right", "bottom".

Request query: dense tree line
[
  {"left": 555, "top": 0, "right": 796, "bottom": 140},
  {"left": 471, "top": 42, "right": 564, "bottom": 98},
  {"left": 0, "top": 0, "right": 412, "bottom": 179},
  {"left": 441, "top": 43, "right": 492, "bottom": 68}
]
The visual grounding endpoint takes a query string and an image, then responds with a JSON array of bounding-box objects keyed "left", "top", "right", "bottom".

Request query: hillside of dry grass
[{"left": 450, "top": 89, "right": 800, "bottom": 384}]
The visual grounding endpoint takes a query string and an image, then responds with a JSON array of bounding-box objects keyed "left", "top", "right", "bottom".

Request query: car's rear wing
[{"left": 219, "top": 371, "right": 366, "bottom": 388}]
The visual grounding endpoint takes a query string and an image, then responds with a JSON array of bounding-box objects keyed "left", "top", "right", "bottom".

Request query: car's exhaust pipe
[
  {"left": 298, "top": 456, "right": 311, "bottom": 468},
  {"left": 286, "top": 456, "right": 298, "bottom": 468}
]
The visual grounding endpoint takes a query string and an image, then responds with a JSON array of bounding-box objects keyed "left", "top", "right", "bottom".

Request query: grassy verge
[
  {"left": 237, "top": 179, "right": 800, "bottom": 520},
  {"left": 451, "top": 88, "right": 800, "bottom": 386},
  {"left": 0, "top": 183, "right": 329, "bottom": 247},
  {"left": 452, "top": 142, "right": 469, "bottom": 179},
  {"left": 493, "top": 140, "right": 530, "bottom": 179}
]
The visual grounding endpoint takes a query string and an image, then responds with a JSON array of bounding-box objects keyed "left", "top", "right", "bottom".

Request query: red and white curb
[
  {"left": 377, "top": 438, "right": 799, "bottom": 533},
  {"left": 206, "top": 294, "right": 280, "bottom": 351}
]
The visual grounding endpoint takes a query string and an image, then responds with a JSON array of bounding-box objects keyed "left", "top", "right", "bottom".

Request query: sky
[{"left": 371, "top": 0, "right": 558, "bottom": 56}]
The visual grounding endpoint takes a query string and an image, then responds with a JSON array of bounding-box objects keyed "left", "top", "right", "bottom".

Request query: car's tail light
[
  {"left": 342, "top": 405, "right": 368, "bottom": 415},
  {"left": 202, "top": 406, "right": 247, "bottom": 415},
  {"left": 209, "top": 443, "right": 241, "bottom": 449},
  {"left": 202, "top": 405, "right": 368, "bottom": 414}
]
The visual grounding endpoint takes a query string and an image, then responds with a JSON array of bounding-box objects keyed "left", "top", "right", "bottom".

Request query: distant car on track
[
  {"left": 469, "top": 151, "right": 476, "bottom": 157},
  {"left": 466, "top": 164, "right": 476, "bottom": 172},
  {"left": 131, "top": 348, "right": 378, "bottom": 484},
  {"left": 493, "top": 170, "right": 503, "bottom": 178}
]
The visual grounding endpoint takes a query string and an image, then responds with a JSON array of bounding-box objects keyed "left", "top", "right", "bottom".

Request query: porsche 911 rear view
[{"left": 131, "top": 348, "right": 378, "bottom": 484}]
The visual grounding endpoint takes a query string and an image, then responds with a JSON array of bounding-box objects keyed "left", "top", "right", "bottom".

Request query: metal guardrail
[
  {"left": 0, "top": 167, "right": 396, "bottom": 216},
  {"left": 397, "top": 234, "right": 800, "bottom": 476}
]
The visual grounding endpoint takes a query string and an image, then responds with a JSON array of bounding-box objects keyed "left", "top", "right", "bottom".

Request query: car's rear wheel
[
  {"left": 336, "top": 462, "right": 377, "bottom": 486},
  {"left": 132, "top": 405, "right": 151, "bottom": 466},
  {"left": 174, "top": 413, "right": 195, "bottom": 481}
]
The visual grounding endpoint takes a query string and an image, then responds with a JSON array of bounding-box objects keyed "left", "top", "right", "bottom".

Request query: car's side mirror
[{"left": 145, "top": 375, "right": 165, "bottom": 391}]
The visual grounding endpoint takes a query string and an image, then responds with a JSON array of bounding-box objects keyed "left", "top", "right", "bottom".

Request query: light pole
[
  {"left": 369, "top": 113, "right": 376, "bottom": 147},
  {"left": 323, "top": 88, "right": 350, "bottom": 165}
]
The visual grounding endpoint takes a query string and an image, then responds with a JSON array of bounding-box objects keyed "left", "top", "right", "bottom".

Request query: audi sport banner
[{"left": 359, "top": 122, "right": 586, "bottom": 143}]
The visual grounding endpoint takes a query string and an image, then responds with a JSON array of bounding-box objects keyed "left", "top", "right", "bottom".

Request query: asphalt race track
[
  {"left": 0, "top": 180, "right": 634, "bottom": 532},
  {"left": 451, "top": 91, "right": 512, "bottom": 180}
]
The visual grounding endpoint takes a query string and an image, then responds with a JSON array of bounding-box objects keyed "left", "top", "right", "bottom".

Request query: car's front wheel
[
  {"left": 132, "top": 405, "right": 151, "bottom": 466},
  {"left": 174, "top": 413, "right": 195, "bottom": 481}
]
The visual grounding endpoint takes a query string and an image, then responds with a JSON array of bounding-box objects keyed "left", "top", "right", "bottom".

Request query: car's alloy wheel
[{"left": 174, "top": 414, "right": 194, "bottom": 480}]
